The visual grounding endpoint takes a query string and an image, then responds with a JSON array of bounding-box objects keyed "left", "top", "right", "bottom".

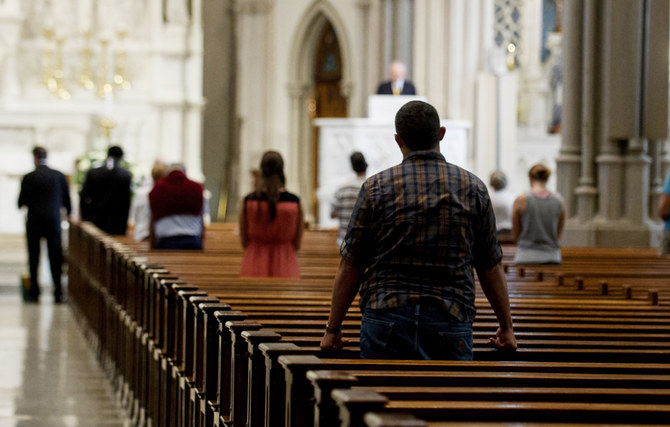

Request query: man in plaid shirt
[
  {"left": 330, "top": 152, "right": 368, "bottom": 247},
  {"left": 320, "top": 101, "right": 517, "bottom": 359}
]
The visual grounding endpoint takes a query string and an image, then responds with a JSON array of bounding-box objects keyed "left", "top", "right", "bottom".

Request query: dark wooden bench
[{"left": 66, "top": 221, "right": 670, "bottom": 427}]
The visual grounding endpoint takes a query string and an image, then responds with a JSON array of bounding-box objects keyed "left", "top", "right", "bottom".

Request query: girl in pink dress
[{"left": 239, "top": 151, "right": 304, "bottom": 277}]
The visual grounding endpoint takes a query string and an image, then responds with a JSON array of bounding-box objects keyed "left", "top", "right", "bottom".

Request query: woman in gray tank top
[{"left": 512, "top": 164, "right": 565, "bottom": 264}]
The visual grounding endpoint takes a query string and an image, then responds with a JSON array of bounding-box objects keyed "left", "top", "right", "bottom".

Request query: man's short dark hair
[
  {"left": 107, "top": 145, "right": 124, "bottom": 159},
  {"left": 32, "top": 146, "right": 47, "bottom": 160},
  {"left": 350, "top": 152, "right": 368, "bottom": 173},
  {"left": 395, "top": 101, "right": 441, "bottom": 151}
]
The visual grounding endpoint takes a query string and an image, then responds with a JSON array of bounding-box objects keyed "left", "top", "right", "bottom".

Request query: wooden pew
[
  {"left": 66, "top": 221, "right": 670, "bottom": 427},
  {"left": 302, "top": 358, "right": 670, "bottom": 426}
]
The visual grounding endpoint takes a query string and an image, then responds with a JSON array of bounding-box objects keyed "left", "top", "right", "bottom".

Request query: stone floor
[{"left": 0, "top": 234, "right": 130, "bottom": 427}]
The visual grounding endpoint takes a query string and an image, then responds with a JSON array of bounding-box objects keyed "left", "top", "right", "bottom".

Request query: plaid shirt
[
  {"left": 331, "top": 177, "right": 367, "bottom": 247},
  {"left": 341, "top": 150, "right": 502, "bottom": 322}
]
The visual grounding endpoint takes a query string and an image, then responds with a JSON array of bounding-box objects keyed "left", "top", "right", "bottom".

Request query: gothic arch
[
  {"left": 288, "top": 2, "right": 353, "bottom": 98},
  {"left": 286, "top": 2, "right": 354, "bottom": 223}
]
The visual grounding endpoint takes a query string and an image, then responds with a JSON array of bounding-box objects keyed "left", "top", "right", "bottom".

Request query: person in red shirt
[{"left": 149, "top": 164, "right": 205, "bottom": 249}]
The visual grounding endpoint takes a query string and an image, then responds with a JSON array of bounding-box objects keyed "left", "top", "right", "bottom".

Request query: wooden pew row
[
  {"left": 171, "top": 283, "right": 670, "bottom": 427},
  {"left": 100, "top": 256, "right": 670, "bottom": 426},
  {"left": 65, "top": 224, "right": 670, "bottom": 427},
  {"left": 129, "top": 248, "right": 670, "bottom": 307},
  {"left": 106, "top": 222, "right": 668, "bottom": 312},
  {"left": 113, "top": 239, "right": 670, "bottom": 420},
  {"left": 285, "top": 358, "right": 670, "bottom": 426},
  {"left": 171, "top": 270, "right": 668, "bottom": 426},
  {"left": 68, "top": 223, "right": 306, "bottom": 426},
  {"left": 115, "top": 260, "right": 670, "bottom": 427},
  {"left": 72, "top": 260, "right": 660, "bottom": 426},
  {"left": 120, "top": 222, "right": 670, "bottom": 292}
]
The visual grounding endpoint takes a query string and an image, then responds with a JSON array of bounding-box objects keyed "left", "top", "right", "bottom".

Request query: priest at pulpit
[{"left": 376, "top": 60, "right": 417, "bottom": 95}]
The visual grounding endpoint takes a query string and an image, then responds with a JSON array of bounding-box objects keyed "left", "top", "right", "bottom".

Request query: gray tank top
[{"left": 513, "top": 192, "right": 562, "bottom": 264}]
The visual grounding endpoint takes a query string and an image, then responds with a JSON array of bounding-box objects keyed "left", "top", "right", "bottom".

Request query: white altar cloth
[{"left": 314, "top": 117, "right": 471, "bottom": 227}]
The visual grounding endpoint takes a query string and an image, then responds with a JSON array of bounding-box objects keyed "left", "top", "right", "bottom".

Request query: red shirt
[{"left": 149, "top": 170, "right": 203, "bottom": 222}]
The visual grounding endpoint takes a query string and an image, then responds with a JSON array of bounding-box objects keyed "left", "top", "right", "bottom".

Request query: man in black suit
[
  {"left": 80, "top": 145, "right": 132, "bottom": 235},
  {"left": 376, "top": 60, "right": 417, "bottom": 95},
  {"left": 18, "top": 146, "right": 71, "bottom": 302}
]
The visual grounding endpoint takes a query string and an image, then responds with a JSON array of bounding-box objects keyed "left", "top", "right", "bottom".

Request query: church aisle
[{"left": 0, "top": 235, "right": 130, "bottom": 427}]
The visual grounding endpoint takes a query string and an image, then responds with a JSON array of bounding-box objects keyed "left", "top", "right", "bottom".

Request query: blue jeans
[
  {"left": 156, "top": 235, "right": 202, "bottom": 250},
  {"left": 360, "top": 304, "right": 473, "bottom": 360}
]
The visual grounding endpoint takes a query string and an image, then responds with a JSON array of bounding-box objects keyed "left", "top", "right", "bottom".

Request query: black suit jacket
[
  {"left": 80, "top": 163, "right": 132, "bottom": 235},
  {"left": 18, "top": 164, "right": 71, "bottom": 225},
  {"left": 376, "top": 80, "right": 417, "bottom": 95}
]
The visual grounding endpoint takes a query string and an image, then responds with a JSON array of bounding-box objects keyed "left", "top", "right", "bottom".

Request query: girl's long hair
[{"left": 255, "top": 151, "right": 286, "bottom": 221}]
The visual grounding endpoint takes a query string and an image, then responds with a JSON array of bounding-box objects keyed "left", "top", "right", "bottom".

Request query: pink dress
[{"left": 239, "top": 192, "right": 301, "bottom": 277}]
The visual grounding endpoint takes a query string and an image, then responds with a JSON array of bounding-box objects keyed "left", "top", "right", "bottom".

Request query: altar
[{"left": 314, "top": 112, "right": 471, "bottom": 228}]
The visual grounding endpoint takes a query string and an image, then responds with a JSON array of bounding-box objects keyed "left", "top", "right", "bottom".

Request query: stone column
[
  {"left": 233, "top": 0, "right": 275, "bottom": 200},
  {"left": 202, "top": 0, "right": 238, "bottom": 220},
  {"left": 643, "top": 0, "right": 669, "bottom": 229},
  {"left": 286, "top": 81, "right": 312, "bottom": 221},
  {"left": 380, "top": 0, "right": 414, "bottom": 76},
  {"left": 518, "top": 0, "right": 548, "bottom": 130},
  {"left": 380, "top": 0, "right": 392, "bottom": 73},
  {"left": 181, "top": 0, "right": 204, "bottom": 180},
  {"left": 478, "top": 0, "right": 494, "bottom": 72},
  {"left": 357, "top": 0, "right": 377, "bottom": 97},
  {"left": 593, "top": 0, "right": 620, "bottom": 224},
  {"left": 562, "top": 0, "right": 668, "bottom": 247},
  {"left": 661, "top": 140, "right": 670, "bottom": 191},
  {"left": 414, "top": 0, "right": 488, "bottom": 121},
  {"left": 395, "top": 0, "right": 413, "bottom": 74},
  {"left": 555, "top": 0, "right": 582, "bottom": 221},
  {"left": 649, "top": 138, "right": 664, "bottom": 211},
  {"left": 573, "top": 0, "right": 597, "bottom": 223},
  {"left": 445, "top": 0, "right": 465, "bottom": 118},
  {"left": 413, "top": 0, "right": 447, "bottom": 111},
  {"left": 0, "top": 0, "right": 22, "bottom": 101}
]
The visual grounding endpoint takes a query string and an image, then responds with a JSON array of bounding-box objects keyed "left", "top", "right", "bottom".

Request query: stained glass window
[{"left": 494, "top": 0, "right": 522, "bottom": 67}]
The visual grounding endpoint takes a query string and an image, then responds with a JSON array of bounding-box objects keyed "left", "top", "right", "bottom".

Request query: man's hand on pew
[
  {"left": 321, "top": 258, "right": 361, "bottom": 352},
  {"left": 320, "top": 329, "right": 348, "bottom": 352},
  {"left": 477, "top": 263, "right": 517, "bottom": 352},
  {"left": 488, "top": 326, "right": 518, "bottom": 352}
]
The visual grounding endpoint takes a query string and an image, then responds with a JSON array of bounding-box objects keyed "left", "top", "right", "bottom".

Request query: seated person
[
  {"left": 512, "top": 164, "right": 565, "bottom": 264},
  {"left": 149, "top": 164, "right": 206, "bottom": 250},
  {"left": 489, "top": 170, "right": 515, "bottom": 235},
  {"left": 377, "top": 60, "right": 417, "bottom": 95},
  {"left": 129, "top": 160, "right": 166, "bottom": 241}
]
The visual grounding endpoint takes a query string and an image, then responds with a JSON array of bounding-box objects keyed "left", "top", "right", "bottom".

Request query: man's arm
[
  {"left": 199, "top": 193, "right": 207, "bottom": 248},
  {"left": 17, "top": 175, "right": 27, "bottom": 209},
  {"left": 476, "top": 262, "right": 517, "bottom": 351},
  {"left": 200, "top": 216, "right": 206, "bottom": 248},
  {"left": 330, "top": 192, "right": 339, "bottom": 219},
  {"left": 61, "top": 173, "right": 72, "bottom": 216},
  {"left": 659, "top": 194, "right": 670, "bottom": 221},
  {"left": 79, "top": 171, "right": 93, "bottom": 220},
  {"left": 149, "top": 214, "right": 157, "bottom": 249},
  {"left": 511, "top": 195, "right": 525, "bottom": 242},
  {"left": 557, "top": 199, "right": 566, "bottom": 239},
  {"left": 238, "top": 199, "right": 248, "bottom": 249},
  {"left": 320, "top": 258, "right": 361, "bottom": 351},
  {"left": 292, "top": 202, "right": 305, "bottom": 251}
]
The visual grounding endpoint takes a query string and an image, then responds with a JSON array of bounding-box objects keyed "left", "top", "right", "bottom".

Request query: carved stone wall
[{"left": 0, "top": 0, "right": 203, "bottom": 232}]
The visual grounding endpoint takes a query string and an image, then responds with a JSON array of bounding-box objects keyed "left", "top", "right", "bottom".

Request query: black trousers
[{"left": 25, "top": 218, "right": 63, "bottom": 299}]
